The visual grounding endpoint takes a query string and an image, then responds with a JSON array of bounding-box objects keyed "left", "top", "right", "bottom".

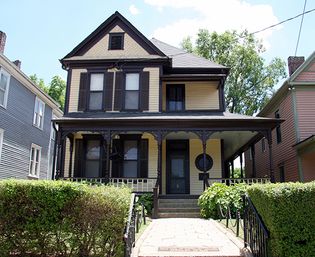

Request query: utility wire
[
  {"left": 295, "top": 0, "right": 307, "bottom": 56},
  {"left": 250, "top": 7, "right": 315, "bottom": 35}
]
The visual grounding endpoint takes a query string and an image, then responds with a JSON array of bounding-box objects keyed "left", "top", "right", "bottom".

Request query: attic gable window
[{"left": 109, "top": 33, "right": 124, "bottom": 50}]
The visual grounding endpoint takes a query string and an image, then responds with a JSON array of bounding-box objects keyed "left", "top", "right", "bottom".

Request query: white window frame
[
  {"left": 33, "top": 97, "right": 45, "bottom": 129},
  {"left": 0, "top": 67, "right": 11, "bottom": 109},
  {"left": 28, "top": 143, "right": 41, "bottom": 178},
  {"left": 0, "top": 128, "right": 4, "bottom": 162}
]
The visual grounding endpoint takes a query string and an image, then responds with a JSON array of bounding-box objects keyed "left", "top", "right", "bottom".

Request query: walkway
[{"left": 133, "top": 218, "right": 244, "bottom": 257}]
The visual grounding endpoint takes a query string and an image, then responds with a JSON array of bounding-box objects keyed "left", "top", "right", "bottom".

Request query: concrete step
[
  {"left": 158, "top": 212, "right": 201, "bottom": 218},
  {"left": 159, "top": 202, "right": 199, "bottom": 208},
  {"left": 159, "top": 198, "right": 199, "bottom": 204},
  {"left": 159, "top": 207, "right": 200, "bottom": 213}
]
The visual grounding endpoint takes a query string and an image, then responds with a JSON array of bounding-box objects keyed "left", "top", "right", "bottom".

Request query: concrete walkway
[{"left": 133, "top": 218, "right": 244, "bottom": 257}]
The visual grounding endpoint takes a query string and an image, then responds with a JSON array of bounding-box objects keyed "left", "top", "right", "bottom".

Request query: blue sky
[{"left": 1, "top": 0, "right": 315, "bottom": 86}]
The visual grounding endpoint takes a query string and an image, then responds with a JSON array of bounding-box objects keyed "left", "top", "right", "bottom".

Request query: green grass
[
  {"left": 217, "top": 219, "right": 244, "bottom": 239},
  {"left": 135, "top": 218, "right": 151, "bottom": 241}
]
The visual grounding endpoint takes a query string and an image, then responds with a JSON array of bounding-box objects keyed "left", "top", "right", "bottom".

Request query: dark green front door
[{"left": 166, "top": 140, "right": 189, "bottom": 194}]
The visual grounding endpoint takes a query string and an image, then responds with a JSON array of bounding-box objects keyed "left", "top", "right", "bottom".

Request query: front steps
[{"left": 158, "top": 197, "right": 200, "bottom": 218}]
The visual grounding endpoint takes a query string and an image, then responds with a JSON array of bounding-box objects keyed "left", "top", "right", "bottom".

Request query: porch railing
[
  {"left": 244, "top": 196, "right": 269, "bottom": 257},
  {"left": 109, "top": 177, "right": 157, "bottom": 193},
  {"left": 207, "top": 178, "right": 270, "bottom": 187},
  {"left": 124, "top": 193, "right": 136, "bottom": 257},
  {"left": 62, "top": 177, "right": 107, "bottom": 184}
]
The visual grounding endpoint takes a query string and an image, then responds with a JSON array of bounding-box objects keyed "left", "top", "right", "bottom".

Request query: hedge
[
  {"left": 247, "top": 182, "right": 315, "bottom": 257},
  {"left": 0, "top": 180, "right": 131, "bottom": 257},
  {"left": 198, "top": 183, "right": 247, "bottom": 219}
]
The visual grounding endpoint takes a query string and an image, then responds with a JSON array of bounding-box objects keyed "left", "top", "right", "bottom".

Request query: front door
[{"left": 166, "top": 140, "right": 189, "bottom": 194}]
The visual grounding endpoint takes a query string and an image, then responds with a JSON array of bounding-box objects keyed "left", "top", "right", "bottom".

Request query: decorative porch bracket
[
  {"left": 100, "top": 130, "right": 112, "bottom": 184},
  {"left": 195, "top": 130, "right": 214, "bottom": 190}
]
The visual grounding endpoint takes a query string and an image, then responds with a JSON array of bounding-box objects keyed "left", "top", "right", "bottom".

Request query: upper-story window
[
  {"left": 109, "top": 33, "right": 124, "bottom": 50},
  {"left": 88, "top": 73, "right": 104, "bottom": 110},
  {"left": 166, "top": 84, "right": 185, "bottom": 111},
  {"left": 275, "top": 110, "right": 282, "bottom": 144},
  {"left": 0, "top": 67, "right": 10, "bottom": 109},
  {"left": 0, "top": 128, "right": 3, "bottom": 162},
  {"left": 124, "top": 73, "right": 139, "bottom": 110},
  {"left": 33, "top": 97, "right": 45, "bottom": 129}
]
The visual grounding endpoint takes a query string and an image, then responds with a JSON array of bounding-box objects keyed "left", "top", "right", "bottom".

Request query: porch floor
[{"left": 133, "top": 218, "right": 243, "bottom": 257}]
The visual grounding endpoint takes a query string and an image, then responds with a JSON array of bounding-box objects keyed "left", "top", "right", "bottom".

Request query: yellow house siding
[
  {"left": 69, "top": 69, "right": 86, "bottom": 112},
  {"left": 143, "top": 67, "right": 160, "bottom": 112},
  {"left": 63, "top": 139, "right": 70, "bottom": 177},
  {"left": 142, "top": 133, "right": 158, "bottom": 178},
  {"left": 83, "top": 25, "right": 150, "bottom": 57},
  {"left": 189, "top": 139, "right": 222, "bottom": 195},
  {"left": 162, "top": 81, "right": 220, "bottom": 111}
]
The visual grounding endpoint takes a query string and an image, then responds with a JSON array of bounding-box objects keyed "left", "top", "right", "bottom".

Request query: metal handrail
[
  {"left": 124, "top": 193, "right": 136, "bottom": 257},
  {"left": 244, "top": 196, "right": 269, "bottom": 257}
]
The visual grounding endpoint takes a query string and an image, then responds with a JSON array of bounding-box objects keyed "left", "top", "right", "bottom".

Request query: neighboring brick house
[
  {"left": 54, "top": 11, "right": 280, "bottom": 201},
  {"left": 245, "top": 53, "right": 315, "bottom": 182},
  {"left": 0, "top": 31, "right": 63, "bottom": 180}
]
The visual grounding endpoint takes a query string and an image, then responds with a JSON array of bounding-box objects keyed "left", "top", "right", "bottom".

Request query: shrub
[
  {"left": 0, "top": 179, "right": 131, "bottom": 257},
  {"left": 247, "top": 182, "right": 315, "bottom": 257},
  {"left": 198, "top": 183, "right": 247, "bottom": 219},
  {"left": 137, "top": 193, "right": 153, "bottom": 215}
]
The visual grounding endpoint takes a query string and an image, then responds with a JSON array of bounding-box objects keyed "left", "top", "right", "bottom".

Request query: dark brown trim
[
  {"left": 108, "top": 32, "right": 125, "bottom": 50},
  {"left": 159, "top": 65, "right": 163, "bottom": 112},
  {"left": 64, "top": 68, "right": 72, "bottom": 114}
]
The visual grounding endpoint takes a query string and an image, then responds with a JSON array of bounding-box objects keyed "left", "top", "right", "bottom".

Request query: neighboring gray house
[{"left": 0, "top": 31, "right": 63, "bottom": 180}]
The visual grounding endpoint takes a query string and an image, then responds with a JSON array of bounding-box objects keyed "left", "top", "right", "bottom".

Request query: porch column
[
  {"left": 240, "top": 153, "right": 243, "bottom": 178},
  {"left": 157, "top": 133, "right": 162, "bottom": 193},
  {"left": 267, "top": 129, "right": 275, "bottom": 183},
  {"left": 55, "top": 130, "right": 66, "bottom": 179},
  {"left": 101, "top": 130, "right": 111, "bottom": 184},
  {"left": 202, "top": 135, "right": 207, "bottom": 190},
  {"left": 68, "top": 135, "right": 74, "bottom": 177},
  {"left": 251, "top": 146, "right": 256, "bottom": 178},
  {"left": 231, "top": 160, "right": 235, "bottom": 178}
]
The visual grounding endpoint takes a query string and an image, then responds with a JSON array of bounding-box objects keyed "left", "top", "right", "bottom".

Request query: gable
[
  {"left": 63, "top": 11, "right": 165, "bottom": 60},
  {"left": 83, "top": 24, "right": 150, "bottom": 57},
  {"left": 290, "top": 51, "right": 315, "bottom": 84}
]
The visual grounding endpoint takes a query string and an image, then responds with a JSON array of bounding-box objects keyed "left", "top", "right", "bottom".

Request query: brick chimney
[
  {"left": 288, "top": 56, "right": 305, "bottom": 76},
  {"left": 13, "top": 60, "right": 21, "bottom": 69},
  {"left": 0, "top": 31, "right": 6, "bottom": 54}
]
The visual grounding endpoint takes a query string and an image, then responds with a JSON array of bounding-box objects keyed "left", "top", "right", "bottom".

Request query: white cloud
[
  {"left": 129, "top": 4, "right": 140, "bottom": 15},
  {"left": 144, "top": 0, "right": 281, "bottom": 48}
]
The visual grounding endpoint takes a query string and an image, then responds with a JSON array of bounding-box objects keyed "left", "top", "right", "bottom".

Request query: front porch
[{"left": 53, "top": 113, "right": 278, "bottom": 195}]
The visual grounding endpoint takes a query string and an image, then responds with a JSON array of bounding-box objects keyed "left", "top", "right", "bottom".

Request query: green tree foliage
[
  {"left": 30, "top": 74, "right": 66, "bottom": 110},
  {"left": 181, "top": 30, "right": 287, "bottom": 115}
]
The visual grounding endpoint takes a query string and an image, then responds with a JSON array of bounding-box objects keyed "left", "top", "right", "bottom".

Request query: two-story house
[
  {"left": 0, "top": 31, "right": 63, "bottom": 180},
  {"left": 54, "top": 12, "right": 280, "bottom": 198},
  {"left": 245, "top": 53, "right": 315, "bottom": 183}
]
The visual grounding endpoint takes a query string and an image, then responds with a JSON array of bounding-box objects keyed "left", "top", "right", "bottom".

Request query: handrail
[
  {"left": 244, "top": 195, "right": 269, "bottom": 257},
  {"left": 124, "top": 193, "right": 136, "bottom": 257}
]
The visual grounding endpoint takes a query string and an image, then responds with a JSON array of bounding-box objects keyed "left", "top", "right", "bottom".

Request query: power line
[
  {"left": 250, "top": 7, "right": 315, "bottom": 35},
  {"left": 295, "top": 0, "right": 307, "bottom": 55}
]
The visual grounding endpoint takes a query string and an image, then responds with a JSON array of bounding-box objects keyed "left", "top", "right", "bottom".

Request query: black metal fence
[{"left": 244, "top": 196, "right": 269, "bottom": 257}]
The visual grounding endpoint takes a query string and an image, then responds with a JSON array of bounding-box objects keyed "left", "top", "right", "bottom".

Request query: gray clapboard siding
[{"left": 0, "top": 74, "right": 53, "bottom": 179}]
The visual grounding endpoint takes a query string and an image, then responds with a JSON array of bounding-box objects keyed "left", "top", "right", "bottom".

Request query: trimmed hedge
[
  {"left": 247, "top": 182, "right": 315, "bottom": 257},
  {"left": 198, "top": 183, "right": 247, "bottom": 219},
  {"left": 0, "top": 180, "right": 131, "bottom": 257}
]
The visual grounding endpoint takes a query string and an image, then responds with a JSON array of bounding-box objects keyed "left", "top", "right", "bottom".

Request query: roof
[
  {"left": 151, "top": 38, "right": 226, "bottom": 69},
  {"left": 0, "top": 53, "right": 63, "bottom": 116}
]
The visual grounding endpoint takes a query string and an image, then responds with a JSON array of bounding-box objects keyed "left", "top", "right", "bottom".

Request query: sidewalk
[{"left": 133, "top": 218, "right": 244, "bottom": 257}]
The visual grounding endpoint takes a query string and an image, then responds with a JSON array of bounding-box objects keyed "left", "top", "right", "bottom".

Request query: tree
[
  {"left": 181, "top": 30, "right": 287, "bottom": 115},
  {"left": 30, "top": 74, "right": 66, "bottom": 110}
]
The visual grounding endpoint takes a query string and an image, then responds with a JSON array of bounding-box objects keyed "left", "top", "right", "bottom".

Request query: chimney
[
  {"left": 0, "top": 31, "right": 6, "bottom": 54},
  {"left": 288, "top": 56, "right": 305, "bottom": 76},
  {"left": 13, "top": 60, "right": 21, "bottom": 69}
]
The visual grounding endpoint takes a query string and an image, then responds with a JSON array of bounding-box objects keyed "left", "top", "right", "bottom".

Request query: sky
[{"left": 1, "top": 0, "right": 315, "bottom": 86}]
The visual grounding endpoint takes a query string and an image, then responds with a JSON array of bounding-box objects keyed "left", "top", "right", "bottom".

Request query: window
[
  {"left": 124, "top": 73, "right": 139, "bottom": 110},
  {"left": 279, "top": 166, "right": 285, "bottom": 182},
  {"left": 88, "top": 73, "right": 104, "bottom": 110},
  {"left": 275, "top": 110, "right": 282, "bottom": 143},
  {"left": 85, "top": 140, "right": 101, "bottom": 177},
  {"left": 109, "top": 33, "right": 124, "bottom": 50},
  {"left": 0, "top": 68, "right": 10, "bottom": 108},
  {"left": 29, "top": 144, "right": 41, "bottom": 178},
  {"left": 261, "top": 138, "right": 266, "bottom": 152},
  {"left": 166, "top": 84, "right": 185, "bottom": 111},
  {"left": 33, "top": 97, "right": 45, "bottom": 129},
  {"left": 123, "top": 140, "right": 138, "bottom": 177},
  {"left": 0, "top": 129, "right": 3, "bottom": 162}
]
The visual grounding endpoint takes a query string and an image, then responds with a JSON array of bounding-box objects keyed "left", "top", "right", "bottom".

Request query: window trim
[
  {"left": 120, "top": 135, "right": 141, "bottom": 178},
  {"left": 28, "top": 143, "right": 41, "bottom": 179},
  {"left": 275, "top": 110, "right": 282, "bottom": 144},
  {"left": 0, "top": 67, "right": 11, "bottom": 109},
  {"left": 33, "top": 97, "right": 45, "bottom": 130},
  {"left": 166, "top": 84, "right": 185, "bottom": 112},
  {"left": 108, "top": 32, "right": 125, "bottom": 50},
  {"left": 87, "top": 72, "right": 106, "bottom": 111},
  {"left": 123, "top": 72, "right": 140, "bottom": 111},
  {"left": 0, "top": 128, "right": 4, "bottom": 162},
  {"left": 261, "top": 137, "right": 266, "bottom": 153}
]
